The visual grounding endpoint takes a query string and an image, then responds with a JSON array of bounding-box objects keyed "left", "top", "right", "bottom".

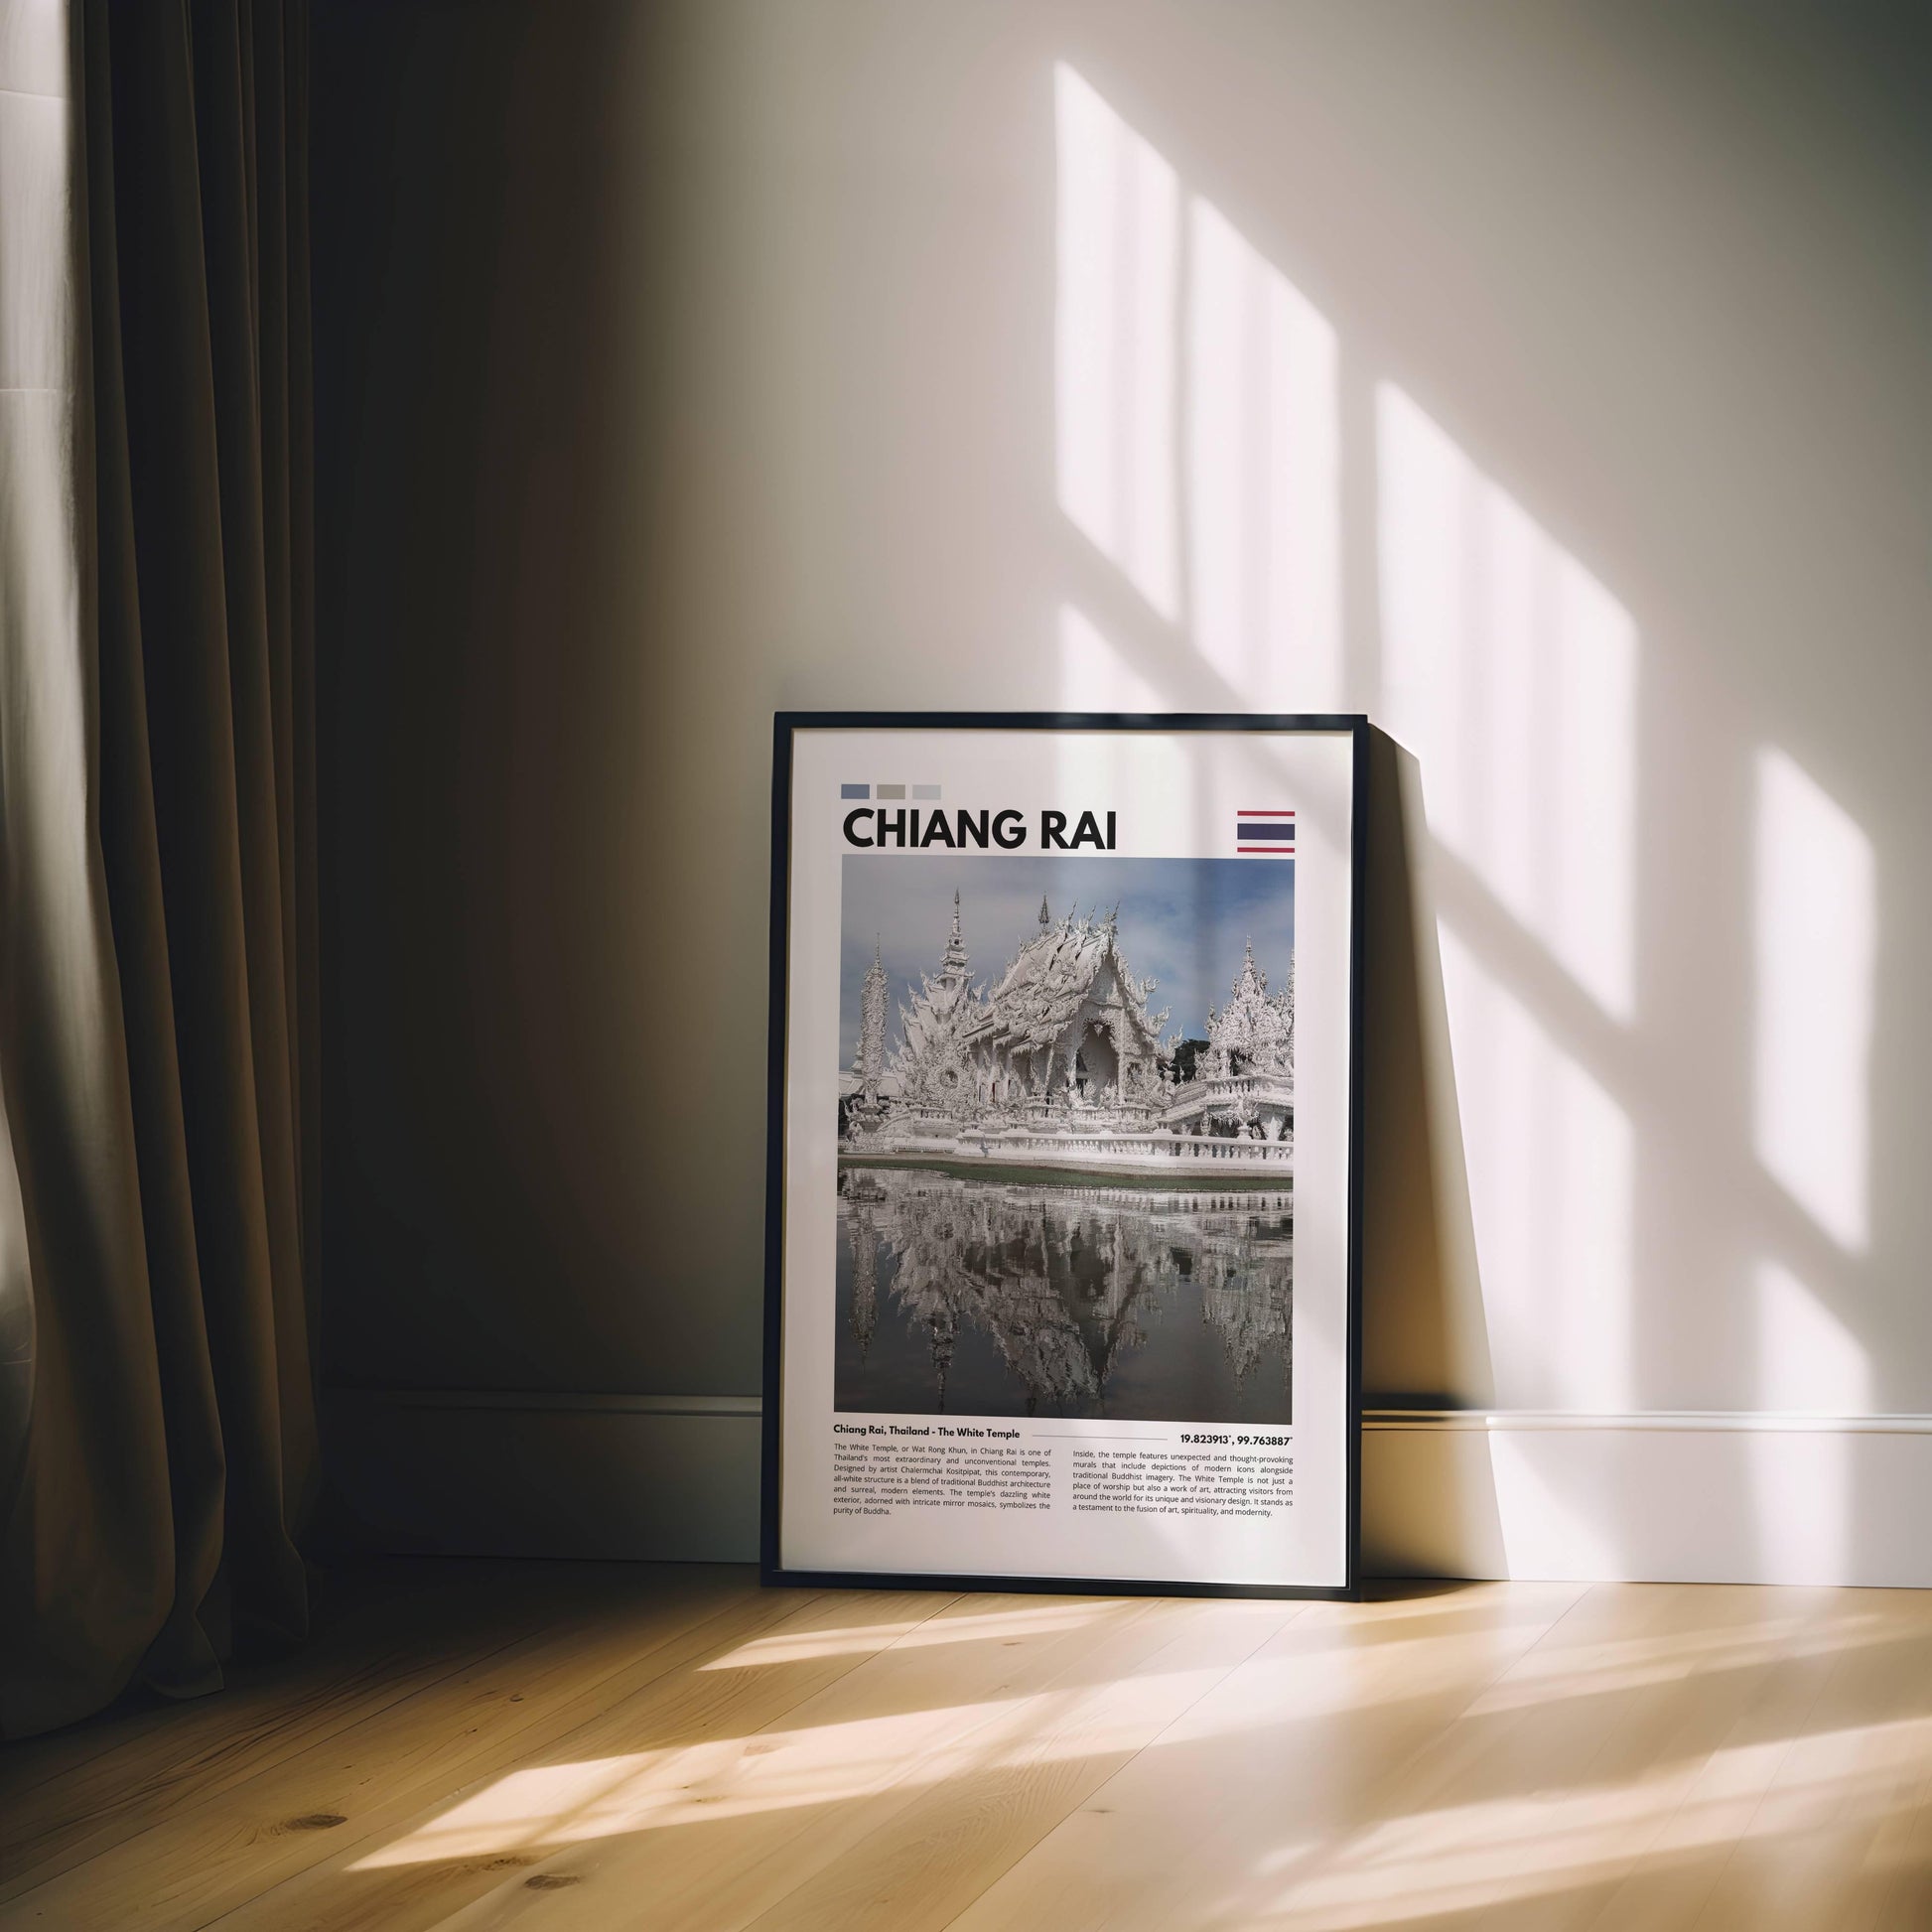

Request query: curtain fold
[{"left": 0, "top": 0, "right": 317, "bottom": 1740}]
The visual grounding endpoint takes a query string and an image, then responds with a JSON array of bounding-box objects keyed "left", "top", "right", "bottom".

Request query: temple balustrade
[{"left": 847, "top": 1124, "right": 1295, "bottom": 1176}]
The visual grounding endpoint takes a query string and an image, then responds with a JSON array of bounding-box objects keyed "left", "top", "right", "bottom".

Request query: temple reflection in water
[{"left": 834, "top": 1166, "right": 1293, "bottom": 1425}]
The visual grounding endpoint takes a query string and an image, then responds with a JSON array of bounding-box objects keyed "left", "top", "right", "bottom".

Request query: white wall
[{"left": 316, "top": 0, "right": 1932, "bottom": 1584}]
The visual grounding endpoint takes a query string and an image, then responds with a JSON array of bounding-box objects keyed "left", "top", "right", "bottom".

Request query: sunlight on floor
[
  {"left": 346, "top": 1588, "right": 1932, "bottom": 1932},
  {"left": 1461, "top": 1601, "right": 1891, "bottom": 1717},
  {"left": 1235, "top": 1712, "right": 1932, "bottom": 1930},
  {"left": 353, "top": 1663, "right": 1225, "bottom": 1868},
  {"left": 700, "top": 1600, "right": 1104, "bottom": 1670}
]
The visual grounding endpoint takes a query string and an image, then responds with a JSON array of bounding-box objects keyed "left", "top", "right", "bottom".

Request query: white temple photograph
[
  {"left": 835, "top": 857, "right": 1297, "bottom": 1422},
  {"left": 838, "top": 857, "right": 1297, "bottom": 1179}
]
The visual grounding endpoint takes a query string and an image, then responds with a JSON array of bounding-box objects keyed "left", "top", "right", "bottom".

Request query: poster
[{"left": 763, "top": 715, "right": 1364, "bottom": 1597}]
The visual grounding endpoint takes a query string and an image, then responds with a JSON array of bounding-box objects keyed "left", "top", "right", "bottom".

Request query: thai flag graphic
[{"left": 1237, "top": 809, "right": 1296, "bottom": 856}]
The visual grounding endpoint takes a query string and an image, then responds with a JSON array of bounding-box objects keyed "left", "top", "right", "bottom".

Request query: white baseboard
[
  {"left": 322, "top": 1392, "right": 1932, "bottom": 1587},
  {"left": 1363, "top": 1409, "right": 1932, "bottom": 1587},
  {"left": 322, "top": 1390, "right": 763, "bottom": 1563}
]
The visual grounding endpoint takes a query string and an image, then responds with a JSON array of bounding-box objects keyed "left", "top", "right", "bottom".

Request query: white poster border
[{"left": 761, "top": 713, "right": 1366, "bottom": 1601}]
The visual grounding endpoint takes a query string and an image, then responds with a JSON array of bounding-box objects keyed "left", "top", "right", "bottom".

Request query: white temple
[{"left": 841, "top": 893, "right": 1295, "bottom": 1175}]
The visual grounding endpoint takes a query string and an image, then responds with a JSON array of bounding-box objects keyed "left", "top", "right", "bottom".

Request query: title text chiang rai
[{"left": 842, "top": 807, "right": 1117, "bottom": 851}]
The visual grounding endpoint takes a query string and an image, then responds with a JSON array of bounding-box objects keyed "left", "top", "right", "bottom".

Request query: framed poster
[{"left": 762, "top": 713, "right": 1366, "bottom": 1599}]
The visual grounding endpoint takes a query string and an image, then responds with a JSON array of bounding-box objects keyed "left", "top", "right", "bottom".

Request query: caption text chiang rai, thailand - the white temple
[{"left": 839, "top": 893, "right": 1295, "bottom": 1177}]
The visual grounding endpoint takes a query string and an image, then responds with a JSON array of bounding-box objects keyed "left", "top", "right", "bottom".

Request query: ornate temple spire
[
  {"left": 1236, "top": 936, "right": 1267, "bottom": 999},
  {"left": 1038, "top": 895, "right": 1050, "bottom": 927},
  {"left": 940, "top": 888, "right": 971, "bottom": 984},
  {"left": 854, "top": 937, "right": 889, "bottom": 1091},
  {"left": 1207, "top": 937, "right": 1293, "bottom": 1076}
]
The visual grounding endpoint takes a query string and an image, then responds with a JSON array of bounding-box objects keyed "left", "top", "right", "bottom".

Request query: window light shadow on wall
[
  {"left": 1437, "top": 925, "right": 1633, "bottom": 1416},
  {"left": 1053, "top": 65, "right": 1636, "bottom": 1456},
  {"left": 1187, "top": 201, "right": 1341, "bottom": 712},
  {"left": 1050, "top": 59, "right": 1887, "bottom": 1592},
  {"left": 1747, "top": 750, "right": 1874, "bottom": 1579},
  {"left": 1752, "top": 748, "right": 1875, "bottom": 1257},
  {"left": 1755, "top": 1259, "right": 1870, "bottom": 1421},
  {"left": 1751, "top": 1258, "right": 1871, "bottom": 1584},
  {"left": 1375, "top": 383, "right": 1641, "bottom": 1512},
  {"left": 1059, "top": 603, "right": 1165, "bottom": 711},
  {"left": 1377, "top": 385, "right": 1638, "bottom": 1028},
  {"left": 1055, "top": 606, "right": 1207, "bottom": 902},
  {"left": 1055, "top": 63, "right": 1341, "bottom": 717},
  {"left": 1055, "top": 65, "right": 1179, "bottom": 621}
]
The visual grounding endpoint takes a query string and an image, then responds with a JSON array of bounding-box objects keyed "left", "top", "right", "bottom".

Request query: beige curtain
[{"left": 0, "top": 0, "right": 318, "bottom": 1739}]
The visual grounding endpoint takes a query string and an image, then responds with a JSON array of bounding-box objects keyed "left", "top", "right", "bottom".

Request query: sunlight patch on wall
[
  {"left": 1484, "top": 1431, "right": 1619, "bottom": 1583},
  {"left": 1055, "top": 64, "right": 1178, "bottom": 620},
  {"left": 1752, "top": 749, "right": 1875, "bottom": 1253},
  {"left": 1054, "top": 606, "right": 1200, "bottom": 844},
  {"left": 1059, "top": 603, "right": 1165, "bottom": 711},
  {"left": 1186, "top": 200, "right": 1340, "bottom": 709},
  {"left": 1438, "top": 925, "right": 1633, "bottom": 1412},
  {"left": 1378, "top": 386, "right": 1638, "bottom": 1023},
  {"left": 1748, "top": 1260, "right": 1869, "bottom": 1587},
  {"left": 1754, "top": 1260, "right": 1869, "bottom": 1415}
]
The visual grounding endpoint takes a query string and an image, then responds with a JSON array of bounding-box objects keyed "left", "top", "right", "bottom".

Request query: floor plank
[
  {"left": 421, "top": 1592, "right": 1190, "bottom": 1932},
  {"left": 3, "top": 1569, "right": 791, "bottom": 1931},
  {"left": 204, "top": 1587, "right": 947, "bottom": 1932},
  {"left": 947, "top": 1581, "right": 1589, "bottom": 1930},
  {"left": 738, "top": 1595, "right": 1299, "bottom": 1932},
  {"left": 0, "top": 1560, "right": 582, "bottom": 1886},
  {"left": 2, "top": 1567, "right": 1929, "bottom": 1932}
]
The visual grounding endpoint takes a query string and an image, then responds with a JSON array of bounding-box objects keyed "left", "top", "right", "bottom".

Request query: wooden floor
[{"left": 3, "top": 1564, "right": 1930, "bottom": 1930}]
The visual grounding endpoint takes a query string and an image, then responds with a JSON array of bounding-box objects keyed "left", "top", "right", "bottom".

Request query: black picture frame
[{"left": 762, "top": 712, "right": 1368, "bottom": 1601}]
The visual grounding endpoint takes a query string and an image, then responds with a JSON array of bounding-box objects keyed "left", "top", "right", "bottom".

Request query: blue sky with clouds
[{"left": 838, "top": 854, "right": 1295, "bottom": 1064}]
